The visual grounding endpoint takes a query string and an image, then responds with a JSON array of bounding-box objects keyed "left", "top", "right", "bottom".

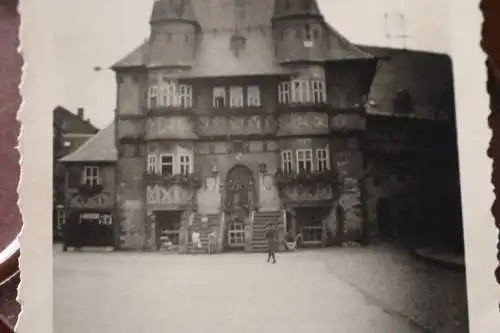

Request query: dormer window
[
  {"left": 393, "top": 89, "right": 414, "bottom": 114},
  {"left": 82, "top": 166, "right": 100, "bottom": 186},
  {"left": 278, "top": 79, "right": 326, "bottom": 104},
  {"left": 313, "top": 26, "right": 321, "bottom": 39},
  {"left": 305, "top": 24, "right": 312, "bottom": 40}
]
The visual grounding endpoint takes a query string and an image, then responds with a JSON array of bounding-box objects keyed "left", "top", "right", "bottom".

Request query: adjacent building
[
  {"left": 53, "top": 106, "right": 98, "bottom": 240},
  {"left": 60, "top": 0, "right": 462, "bottom": 253},
  {"left": 59, "top": 124, "right": 116, "bottom": 249}
]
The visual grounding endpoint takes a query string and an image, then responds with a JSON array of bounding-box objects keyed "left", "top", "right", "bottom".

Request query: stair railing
[
  {"left": 245, "top": 210, "right": 255, "bottom": 252},
  {"left": 217, "top": 212, "right": 226, "bottom": 253}
]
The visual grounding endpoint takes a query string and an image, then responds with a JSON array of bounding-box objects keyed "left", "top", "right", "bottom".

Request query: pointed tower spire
[
  {"left": 147, "top": 0, "right": 200, "bottom": 68},
  {"left": 150, "top": 0, "right": 198, "bottom": 24},
  {"left": 273, "top": 0, "right": 322, "bottom": 20},
  {"left": 271, "top": 0, "right": 325, "bottom": 64}
]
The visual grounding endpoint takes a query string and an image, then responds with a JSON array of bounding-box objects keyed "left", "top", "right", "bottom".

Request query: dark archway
[{"left": 224, "top": 164, "right": 256, "bottom": 249}]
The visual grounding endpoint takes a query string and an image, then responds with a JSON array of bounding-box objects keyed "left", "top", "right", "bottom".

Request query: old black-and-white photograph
[{"left": 52, "top": 0, "right": 469, "bottom": 332}]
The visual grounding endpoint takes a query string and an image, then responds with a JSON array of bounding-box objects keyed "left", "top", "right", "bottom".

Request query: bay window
[
  {"left": 296, "top": 149, "right": 313, "bottom": 173},
  {"left": 147, "top": 79, "right": 193, "bottom": 109},
  {"left": 148, "top": 151, "right": 194, "bottom": 176},
  {"left": 278, "top": 79, "right": 326, "bottom": 105},
  {"left": 159, "top": 154, "right": 174, "bottom": 176},
  {"left": 147, "top": 155, "right": 158, "bottom": 174},
  {"left": 179, "top": 154, "right": 191, "bottom": 175}
]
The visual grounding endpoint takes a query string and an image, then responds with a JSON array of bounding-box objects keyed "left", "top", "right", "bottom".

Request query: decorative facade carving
[
  {"left": 147, "top": 185, "right": 195, "bottom": 205},
  {"left": 118, "top": 119, "right": 145, "bottom": 139},
  {"left": 197, "top": 115, "right": 276, "bottom": 136},
  {"left": 146, "top": 116, "right": 196, "bottom": 139},
  {"left": 67, "top": 190, "right": 114, "bottom": 209},
  {"left": 278, "top": 112, "right": 329, "bottom": 135},
  {"left": 329, "top": 114, "right": 366, "bottom": 132},
  {"left": 281, "top": 185, "right": 333, "bottom": 203}
]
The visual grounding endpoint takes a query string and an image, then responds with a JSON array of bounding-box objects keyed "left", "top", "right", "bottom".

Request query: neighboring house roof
[
  {"left": 358, "top": 46, "right": 454, "bottom": 120},
  {"left": 60, "top": 123, "right": 117, "bottom": 163},
  {"left": 53, "top": 106, "right": 99, "bottom": 134},
  {"left": 112, "top": 0, "right": 373, "bottom": 76}
]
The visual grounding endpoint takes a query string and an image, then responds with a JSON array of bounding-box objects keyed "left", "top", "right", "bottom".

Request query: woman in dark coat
[{"left": 265, "top": 223, "right": 278, "bottom": 264}]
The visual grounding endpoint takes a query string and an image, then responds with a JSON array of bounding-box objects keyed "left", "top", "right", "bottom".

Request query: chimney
[{"left": 77, "top": 107, "right": 84, "bottom": 119}]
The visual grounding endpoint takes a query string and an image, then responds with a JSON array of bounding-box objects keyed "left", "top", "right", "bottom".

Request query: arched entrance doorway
[{"left": 224, "top": 165, "right": 256, "bottom": 249}]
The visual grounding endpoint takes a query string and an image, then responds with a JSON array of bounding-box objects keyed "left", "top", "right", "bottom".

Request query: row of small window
[
  {"left": 148, "top": 82, "right": 193, "bottom": 109},
  {"left": 79, "top": 154, "right": 193, "bottom": 188},
  {"left": 146, "top": 79, "right": 327, "bottom": 109},
  {"left": 147, "top": 154, "right": 193, "bottom": 176},
  {"left": 281, "top": 148, "right": 330, "bottom": 174},
  {"left": 147, "top": 81, "right": 261, "bottom": 109},
  {"left": 278, "top": 79, "right": 326, "bottom": 105}
]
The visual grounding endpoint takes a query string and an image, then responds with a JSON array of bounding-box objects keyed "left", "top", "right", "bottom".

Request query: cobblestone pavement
[{"left": 54, "top": 245, "right": 468, "bottom": 333}]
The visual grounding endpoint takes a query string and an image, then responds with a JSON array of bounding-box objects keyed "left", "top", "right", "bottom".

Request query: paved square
[{"left": 54, "top": 246, "right": 468, "bottom": 333}]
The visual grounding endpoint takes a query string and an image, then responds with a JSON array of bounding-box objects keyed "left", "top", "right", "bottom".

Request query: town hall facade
[{"left": 60, "top": 0, "right": 462, "bottom": 253}]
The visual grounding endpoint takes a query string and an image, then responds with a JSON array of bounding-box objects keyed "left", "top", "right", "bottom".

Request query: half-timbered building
[{"left": 59, "top": 0, "right": 461, "bottom": 253}]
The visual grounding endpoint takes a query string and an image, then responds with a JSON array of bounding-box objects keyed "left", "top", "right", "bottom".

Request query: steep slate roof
[
  {"left": 60, "top": 123, "right": 117, "bottom": 163},
  {"left": 113, "top": 0, "right": 373, "bottom": 76},
  {"left": 358, "top": 46, "right": 453, "bottom": 119},
  {"left": 112, "top": 40, "right": 149, "bottom": 69},
  {"left": 53, "top": 106, "right": 98, "bottom": 134},
  {"left": 150, "top": 0, "right": 198, "bottom": 23}
]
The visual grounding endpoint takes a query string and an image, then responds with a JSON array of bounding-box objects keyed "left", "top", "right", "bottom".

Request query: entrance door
[
  {"left": 225, "top": 165, "right": 255, "bottom": 248},
  {"left": 65, "top": 212, "right": 113, "bottom": 248},
  {"left": 295, "top": 207, "right": 327, "bottom": 245},
  {"left": 155, "top": 211, "right": 182, "bottom": 250}
]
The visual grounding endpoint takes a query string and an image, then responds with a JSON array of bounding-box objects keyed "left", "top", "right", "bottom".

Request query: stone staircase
[
  {"left": 187, "top": 214, "right": 220, "bottom": 253},
  {"left": 251, "top": 211, "right": 282, "bottom": 252}
]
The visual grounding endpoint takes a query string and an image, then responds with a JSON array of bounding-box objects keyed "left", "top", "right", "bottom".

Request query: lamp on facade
[
  {"left": 258, "top": 163, "right": 267, "bottom": 175},
  {"left": 211, "top": 163, "right": 219, "bottom": 176}
]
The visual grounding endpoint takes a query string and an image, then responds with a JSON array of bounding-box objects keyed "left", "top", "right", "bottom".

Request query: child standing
[
  {"left": 191, "top": 229, "right": 202, "bottom": 252},
  {"left": 208, "top": 228, "right": 217, "bottom": 254}
]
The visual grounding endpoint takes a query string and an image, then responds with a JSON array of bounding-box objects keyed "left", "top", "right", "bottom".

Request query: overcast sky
[{"left": 52, "top": 0, "right": 450, "bottom": 128}]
